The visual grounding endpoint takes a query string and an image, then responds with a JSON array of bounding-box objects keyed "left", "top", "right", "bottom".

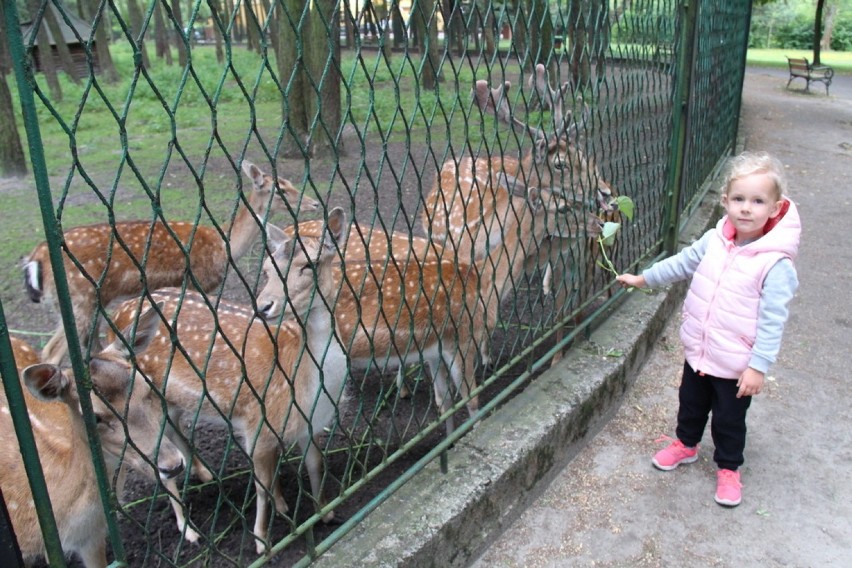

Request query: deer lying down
[
  {"left": 107, "top": 209, "right": 350, "bottom": 554},
  {"left": 0, "top": 308, "right": 184, "bottom": 568},
  {"left": 22, "top": 160, "right": 319, "bottom": 366}
]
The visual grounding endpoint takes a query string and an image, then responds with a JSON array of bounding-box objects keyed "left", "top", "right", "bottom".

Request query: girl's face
[{"left": 722, "top": 173, "right": 783, "bottom": 244}]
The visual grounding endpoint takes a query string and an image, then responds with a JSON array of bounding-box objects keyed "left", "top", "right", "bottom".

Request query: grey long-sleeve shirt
[{"left": 643, "top": 229, "right": 799, "bottom": 374}]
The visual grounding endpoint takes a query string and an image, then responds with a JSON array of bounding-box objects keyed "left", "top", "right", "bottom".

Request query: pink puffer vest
[{"left": 680, "top": 198, "right": 800, "bottom": 378}]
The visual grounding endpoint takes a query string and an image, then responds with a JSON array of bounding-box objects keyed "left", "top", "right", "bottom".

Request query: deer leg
[
  {"left": 395, "top": 365, "right": 412, "bottom": 399},
  {"left": 429, "top": 357, "right": 456, "bottom": 437},
  {"left": 161, "top": 475, "right": 201, "bottom": 543},
  {"left": 251, "top": 443, "right": 280, "bottom": 555},
  {"left": 300, "top": 435, "right": 334, "bottom": 523},
  {"left": 77, "top": 538, "right": 107, "bottom": 568}
]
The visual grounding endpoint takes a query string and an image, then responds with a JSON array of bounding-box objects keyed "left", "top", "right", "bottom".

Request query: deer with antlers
[
  {"left": 0, "top": 307, "right": 184, "bottom": 568},
  {"left": 422, "top": 66, "right": 619, "bottom": 366},
  {"left": 107, "top": 209, "right": 349, "bottom": 554},
  {"left": 21, "top": 161, "right": 319, "bottom": 366}
]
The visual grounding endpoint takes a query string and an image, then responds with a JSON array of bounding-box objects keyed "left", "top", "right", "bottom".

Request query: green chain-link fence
[{"left": 1, "top": 0, "right": 751, "bottom": 565}]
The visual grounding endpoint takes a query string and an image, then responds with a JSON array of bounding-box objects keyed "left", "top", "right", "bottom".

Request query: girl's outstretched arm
[{"left": 617, "top": 273, "right": 647, "bottom": 289}]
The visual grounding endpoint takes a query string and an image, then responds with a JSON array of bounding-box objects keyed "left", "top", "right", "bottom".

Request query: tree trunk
[
  {"left": 480, "top": 1, "right": 495, "bottom": 57},
  {"left": 412, "top": 0, "right": 442, "bottom": 89},
  {"left": 170, "top": 0, "right": 187, "bottom": 67},
  {"left": 511, "top": 3, "right": 527, "bottom": 65},
  {"left": 0, "top": 1, "right": 28, "bottom": 177},
  {"left": 567, "top": 0, "right": 592, "bottom": 91},
  {"left": 813, "top": 0, "right": 825, "bottom": 65},
  {"left": 391, "top": 2, "right": 405, "bottom": 48},
  {"left": 278, "top": 0, "right": 313, "bottom": 158},
  {"left": 26, "top": 0, "right": 63, "bottom": 100},
  {"left": 43, "top": 5, "right": 81, "bottom": 83},
  {"left": 309, "top": 0, "right": 343, "bottom": 158},
  {"left": 126, "top": 0, "right": 151, "bottom": 69},
  {"left": 154, "top": 0, "right": 173, "bottom": 64},
  {"left": 820, "top": 2, "right": 838, "bottom": 51},
  {"left": 83, "top": 0, "right": 119, "bottom": 82},
  {"left": 209, "top": 0, "right": 225, "bottom": 63}
]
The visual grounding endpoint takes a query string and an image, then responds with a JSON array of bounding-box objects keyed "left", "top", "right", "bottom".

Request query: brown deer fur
[
  {"left": 0, "top": 308, "right": 183, "bottom": 568},
  {"left": 107, "top": 209, "right": 349, "bottom": 554},
  {"left": 22, "top": 161, "right": 318, "bottom": 366}
]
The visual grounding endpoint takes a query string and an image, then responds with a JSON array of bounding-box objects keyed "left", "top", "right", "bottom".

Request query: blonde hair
[{"left": 724, "top": 151, "right": 786, "bottom": 201}]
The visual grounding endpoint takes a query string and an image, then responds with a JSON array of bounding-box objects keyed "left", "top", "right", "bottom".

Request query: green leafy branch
[{"left": 596, "top": 196, "right": 652, "bottom": 294}]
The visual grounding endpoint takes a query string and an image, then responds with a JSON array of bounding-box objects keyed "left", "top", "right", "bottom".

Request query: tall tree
[
  {"left": 278, "top": 0, "right": 314, "bottom": 158},
  {"left": 813, "top": 0, "right": 826, "bottom": 64},
  {"left": 154, "top": 0, "right": 173, "bottom": 65},
  {"left": 43, "top": 4, "right": 82, "bottom": 84},
  {"left": 411, "top": 0, "right": 442, "bottom": 89},
  {"left": 0, "top": 0, "right": 28, "bottom": 176},
  {"left": 81, "top": 0, "right": 119, "bottom": 82},
  {"left": 169, "top": 0, "right": 187, "bottom": 67},
  {"left": 125, "top": 0, "right": 151, "bottom": 69},
  {"left": 821, "top": 1, "right": 839, "bottom": 51},
  {"left": 309, "top": 0, "right": 343, "bottom": 157},
  {"left": 26, "top": 0, "right": 62, "bottom": 100}
]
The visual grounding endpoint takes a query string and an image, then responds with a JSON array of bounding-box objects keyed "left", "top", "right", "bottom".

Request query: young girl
[{"left": 617, "top": 151, "right": 800, "bottom": 507}]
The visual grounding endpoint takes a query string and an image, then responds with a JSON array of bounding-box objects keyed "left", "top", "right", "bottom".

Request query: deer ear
[
  {"left": 241, "top": 160, "right": 264, "bottom": 187},
  {"left": 527, "top": 187, "right": 543, "bottom": 211},
  {"left": 265, "top": 224, "right": 290, "bottom": 256},
  {"left": 322, "top": 208, "right": 347, "bottom": 252},
  {"left": 23, "top": 363, "right": 71, "bottom": 402}
]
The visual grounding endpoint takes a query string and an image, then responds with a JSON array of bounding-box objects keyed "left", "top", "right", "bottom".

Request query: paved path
[{"left": 470, "top": 67, "right": 852, "bottom": 567}]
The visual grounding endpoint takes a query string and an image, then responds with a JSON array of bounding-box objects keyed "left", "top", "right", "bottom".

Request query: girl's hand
[
  {"left": 616, "top": 273, "right": 646, "bottom": 289},
  {"left": 737, "top": 368, "right": 765, "bottom": 398}
]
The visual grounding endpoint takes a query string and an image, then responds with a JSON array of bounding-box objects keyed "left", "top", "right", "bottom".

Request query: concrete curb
[{"left": 313, "top": 189, "right": 723, "bottom": 568}]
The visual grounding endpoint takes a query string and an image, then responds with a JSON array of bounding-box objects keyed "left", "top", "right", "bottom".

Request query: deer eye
[{"left": 299, "top": 263, "right": 313, "bottom": 275}]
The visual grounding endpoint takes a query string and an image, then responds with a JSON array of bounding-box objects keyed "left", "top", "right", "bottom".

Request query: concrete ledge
[{"left": 314, "top": 190, "right": 722, "bottom": 568}]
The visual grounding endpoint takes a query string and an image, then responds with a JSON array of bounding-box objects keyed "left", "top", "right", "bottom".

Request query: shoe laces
[{"left": 718, "top": 469, "right": 743, "bottom": 488}]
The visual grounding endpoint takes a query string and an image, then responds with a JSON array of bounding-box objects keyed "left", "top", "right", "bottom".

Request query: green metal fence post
[
  {"left": 1, "top": 1, "right": 127, "bottom": 564},
  {"left": 662, "top": 0, "right": 699, "bottom": 254}
]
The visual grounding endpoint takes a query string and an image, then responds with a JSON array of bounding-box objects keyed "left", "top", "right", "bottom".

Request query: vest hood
[{"left": 719, "top": 196, "right": 801, "bottom": 260}]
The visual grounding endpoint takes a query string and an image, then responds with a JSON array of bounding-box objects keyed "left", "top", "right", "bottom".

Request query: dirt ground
[{"left": 470, "top": 67, "right": 852, "bottom": 567}]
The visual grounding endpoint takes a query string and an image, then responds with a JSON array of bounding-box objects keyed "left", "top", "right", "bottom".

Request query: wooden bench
[{"left": 786, "top": 57, "right": 834, "bottom": 95}]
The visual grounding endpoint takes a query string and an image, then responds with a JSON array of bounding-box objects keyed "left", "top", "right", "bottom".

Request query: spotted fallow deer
[
  {"left": 422, "top": 71, "right": 619, "bottom": 366},
  {"left": 0, "top": 307, "right": 184, "bottom": 568},
  {"left": 280, "top": 219, "right": 444, "bottom": 396},
  {"left": 107, "top": 209, "right": 349, "bottom": 554},
  {"left": 22, "top": 160, "right": 319, "bottom": 366},
  {"left": 421, "top": 71, "right": 614, "bottom": 268},
  {"left": 7, "top": 336, "right": 41, "bottom": 369},
  {"left": 257, "top": 185, "right": 596, "bottom": 437}
]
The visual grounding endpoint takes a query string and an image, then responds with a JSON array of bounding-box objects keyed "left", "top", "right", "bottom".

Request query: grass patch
[{"left": 746, "top": 48, "right": 852, "bottom": 73}]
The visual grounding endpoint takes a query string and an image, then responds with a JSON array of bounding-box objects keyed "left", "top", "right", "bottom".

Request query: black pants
[{"left": 675, "top": 361, "right": 752, "bottom": 471}]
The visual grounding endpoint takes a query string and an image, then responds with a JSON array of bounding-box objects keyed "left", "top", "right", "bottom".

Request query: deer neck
[{"left": 226, "top": 203, "right": 266, "bottom": 260}]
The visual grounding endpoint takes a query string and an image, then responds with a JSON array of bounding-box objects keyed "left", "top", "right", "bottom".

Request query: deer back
[{"left": 21, "top": 161, "right": 317, "bottom": 309}]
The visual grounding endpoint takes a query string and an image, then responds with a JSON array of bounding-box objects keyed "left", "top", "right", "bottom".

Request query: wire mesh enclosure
[{"left": 1, "top": 0, "right": 750, "bottom": 565}]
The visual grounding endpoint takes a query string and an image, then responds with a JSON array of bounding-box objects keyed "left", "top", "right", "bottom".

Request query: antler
[
  {"left": 472, "top": 79, "right": 544, "bottom": 142},
  {"left": 472, "top": 65, "right": 585, "bottom": 154}
]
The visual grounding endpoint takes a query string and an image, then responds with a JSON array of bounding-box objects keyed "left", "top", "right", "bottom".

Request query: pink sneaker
[
  {"left": 652, "top": 438, "right": 699, "bottom": 471},
  {"left": 715, "top": 469, "right": 742, "bottom": 507}
]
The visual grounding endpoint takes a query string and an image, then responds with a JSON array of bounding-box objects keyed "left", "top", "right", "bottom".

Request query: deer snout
[
  {"left": 257, "top": 299, "right": 281, "bottom": 320},
  {"left": 300, "top": 196, "right": 321, "bottom": 213},
  {"left": 159, "top": 458, "right": 185, "bottom": 481}
]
